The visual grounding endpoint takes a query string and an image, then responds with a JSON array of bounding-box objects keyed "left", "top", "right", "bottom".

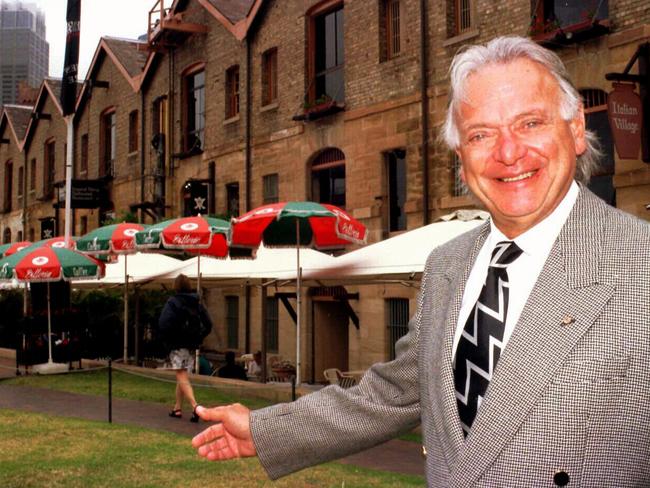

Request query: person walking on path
[
  {"left": 158, "top": 274, "right": 213, "bottom": 422},
  {"left": 191, "top": 36, "right": 650, "bottom": 486}
]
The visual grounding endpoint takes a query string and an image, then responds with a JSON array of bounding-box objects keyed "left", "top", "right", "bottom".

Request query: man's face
[{"left": 455, "top": 58, "right": 587, "bottom": 238}]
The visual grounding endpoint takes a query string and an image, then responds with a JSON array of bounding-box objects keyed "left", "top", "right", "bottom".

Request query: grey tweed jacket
[{"left": 250, "top": 188, "right": 650, "bottom": 487}]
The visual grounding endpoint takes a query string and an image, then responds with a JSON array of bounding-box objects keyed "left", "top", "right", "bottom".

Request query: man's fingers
[
  {"left": 195, "top": 405, "right": 229, "bottom": 422},
  {"left": 192, "top": 422, "right": 225, "bottom": 448}
]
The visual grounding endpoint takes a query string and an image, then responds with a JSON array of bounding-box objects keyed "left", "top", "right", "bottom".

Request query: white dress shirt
[{"left": 452, "top": 182, "right": 580, "bottom": 359}]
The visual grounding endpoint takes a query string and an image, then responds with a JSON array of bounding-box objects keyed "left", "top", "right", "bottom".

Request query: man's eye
[
  {"left": 468, "top": 133, "right": 486, "bottom": 142},
  {"left": 524, "top": 119, "right": 542, "bottom": 129}
]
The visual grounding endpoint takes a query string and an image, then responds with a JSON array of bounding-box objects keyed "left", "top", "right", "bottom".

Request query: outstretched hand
[{"left": 191, "top": 404, "right": 257, "bottom": 461}]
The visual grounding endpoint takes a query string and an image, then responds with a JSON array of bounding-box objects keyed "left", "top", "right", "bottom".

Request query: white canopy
[
  {"left": 72, "top": 252, "right": 184, "bottom": 288},
  {"left": 155, "top": 244, "right": 338, "bottom": 286},
  {"left": 303, "top": 211, "right": 488, "bottom": 284}
]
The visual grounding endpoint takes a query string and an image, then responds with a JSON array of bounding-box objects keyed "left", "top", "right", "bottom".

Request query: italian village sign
[{"left": 607, "top": 83, "right": 643, "bottom": 160}]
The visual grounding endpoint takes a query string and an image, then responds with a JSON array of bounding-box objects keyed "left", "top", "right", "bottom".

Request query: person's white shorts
[{"left": 165, "top": 348, "right": 194, "bottom": 372}]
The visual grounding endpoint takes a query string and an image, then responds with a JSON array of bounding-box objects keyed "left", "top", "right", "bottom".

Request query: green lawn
[
  {"left": 3, "top": 367, "right": 272, "bottom": 410},
  {"left": 0, "top": 410, "right": 425, "bottom": 488}
]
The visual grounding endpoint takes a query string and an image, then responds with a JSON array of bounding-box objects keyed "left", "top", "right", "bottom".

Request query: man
[{"left": 192, "top": 37, "right": 650, "bottom": 486}]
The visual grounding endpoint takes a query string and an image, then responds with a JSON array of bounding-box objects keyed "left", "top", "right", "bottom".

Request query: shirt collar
[{"left": 488, "top": 181, "right": 580, "bottom": 256}]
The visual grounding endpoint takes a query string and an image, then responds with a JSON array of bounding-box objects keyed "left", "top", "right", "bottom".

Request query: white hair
[{"left": 441, "top": 36, "right": 601, "bottom": 184}]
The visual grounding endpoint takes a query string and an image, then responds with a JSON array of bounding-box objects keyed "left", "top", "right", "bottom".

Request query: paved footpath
[{"left": 0, "top": 359, "right": 424, "bottom": 478}]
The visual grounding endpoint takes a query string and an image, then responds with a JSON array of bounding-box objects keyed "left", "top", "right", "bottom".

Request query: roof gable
[{"left": 2, "top": 105, "right": 33, "bottom": 144}]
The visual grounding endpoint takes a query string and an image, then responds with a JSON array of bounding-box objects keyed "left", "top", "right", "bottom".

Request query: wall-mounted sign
[
  {"left": 54, "top": 179, "right": 108, "bottom": 209},
  {"left": 607, "top": 83, "right": 643, "bottom": 160}
]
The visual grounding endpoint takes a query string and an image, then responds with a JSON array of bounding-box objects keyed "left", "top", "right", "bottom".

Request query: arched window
[
  {"left": 580, "top": 88, "right": 615, "bottom": 206},
  {"left": 311, "top": 147, "right": 345, "bottom": 207}
]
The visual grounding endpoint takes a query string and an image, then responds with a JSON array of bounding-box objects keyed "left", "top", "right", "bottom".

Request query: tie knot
[{"left": 490, "top": 241, "right": 523, "bottom": 267}]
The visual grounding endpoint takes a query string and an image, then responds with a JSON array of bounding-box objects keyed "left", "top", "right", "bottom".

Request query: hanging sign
[{"left": 607, "top": 83, "right": 643, "bottom": 160}]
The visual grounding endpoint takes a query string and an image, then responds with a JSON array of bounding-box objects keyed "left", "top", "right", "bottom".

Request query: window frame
[
  {"left": 43, "top": 139, "right": 55, "bottom": 198},
  {"left": 263, "top": 173, "right": 279, "bottom": 204},
  {"left": 307, "top": 1, "right": 345, "bottom": 105},
  {"left": 261, "top": 48, "right": 278, "bottom": 107},
  {"left": 311, "top": 148, "right": 346, "bottom": 207},
  {"left": 225, "top": 65, "right": 240, "bottom": 119},
  {"left": 381, "top": 0, "right": 401, "bottom": 61},
  {"left": 265, "top": 296, "right": 279, "bottom": 353},
  {"left": 225, "top": 296, "right": 239, "bottom": 349},
  {"left": 4, "top": 159, "right": 13, "bottom": 212},
  {"left": 386, "top": 298, "right": 409, "bottom": 360},
  {"left": 29, "top": 158, "right": 36, "bottom": 193},
  {"left": 128, "top": 110, "right": 139, "bottom": 153},
  {"left": 385, "top": 149, "right": 407, "bottom": 232},
  {"left": 99, "top": 108, "right": 116, "bottom": 178},
  {"left": 17, "top": 165, "right": 23, "bottom": 199},
  {"left": 183, "top": 65, "right": 206, "bottom": 153},
  {"left": 454, "top": 0, "right": 473, "bottom": 35},
  {"left": 80, "top": 133, "right": 88, "bottom": 175}
]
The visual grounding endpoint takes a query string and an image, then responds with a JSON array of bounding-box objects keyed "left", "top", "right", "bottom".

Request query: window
[
  {"left": 386, "top": 149, "right": 406, "bottom": 232},
  {"left": 226, "top": 296, "right": 239, "bottom": 349},
  {"left": 128, "top": 110, "right": 138, "bottom": 153},
  {"left": 17, "top": 166, "right": 23, "bottom": 198},
  {"left": 447, "top": 0, "right": 473, "bottom": 36},
  {"left": 80, "top": 216, "right": 88, "bottom": 236},
  {"left": 386, "top": 298, "right": 409, "bottom": 360},
  {"left": 261, "top": 48, "right": 278, "bottom": 106},
  {"left": 44, "top": 140, "right": 55, "bottom": 198},
  {"left": 263, "top": 173, "right": 279, "bottom": 204},
  {"left": 452, "top": 152, "right": 468, "bottom": 197},
  {"left": 182, "top": 180, "right": 209, "bottom": 217},
  {"left": 531, "top": 0, "right": 608, "bottom": 35},
  {"left": 100, "top": 110, "right": 116, "bottom": 177},
  {"left": 29, "top": 159, "right": 36, "bottom": 193},
  {"left": 309, "top": 3, "right": 344, "bottom": 104},
  {"left": 226, "top": 182, "right": 240, "bottom": 217},
  {"left": 80, "top": 134, "right": 88, "bottom": 174},
  {"left": 3, "top": 160, "right": 12, "bottom": 211},
  {"left": 311, "top": 148, "right": 345, "bottom": 207},
  {"left": 29, "top": 227, "right": 34, "bottom": 241},
  {"left": 380, "top": 0, "right": 401, "bottom": 60},
  {"left": 152, "top": 96, "right": 168, "bottom": 139},
  {"left": 16, "top": 230, "right": 22, "bottom": 242},
  {"left": 265, "top": 296, "right": 279, "bottom": 353},
  {"left": 225, "top": 65, "right": 240, "bottom": 119},
  {"left": 3, "top": 228, "right": 10, "bottom": 244},
  {"left": 581, "top": 88, "right": 615, "bottom": 206},
  {"left": 184, "top": 69, "right": 205, "bottom": 152}
]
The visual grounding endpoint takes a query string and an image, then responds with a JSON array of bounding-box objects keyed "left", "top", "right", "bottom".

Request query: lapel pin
[{"left": 560, "top": 315, "right": 575, "bottom": 326}]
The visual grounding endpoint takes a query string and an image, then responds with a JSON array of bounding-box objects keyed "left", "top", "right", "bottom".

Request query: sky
[{"left": 27, "top": 0, "right": 153, "bottom": 78}]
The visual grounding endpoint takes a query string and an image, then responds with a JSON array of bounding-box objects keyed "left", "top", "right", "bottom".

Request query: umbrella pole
[
  {"left": 47, "top": 282, "right": 53, "bottom": 364},
  {"left": 123, "top": 255, "right": 129, "bottom": 364},
  {"left": 197, "top": 253, "right": 201, "bottom": 296},
  {"left": 296, "top": 219, "right": 301, "bottom": 386}
]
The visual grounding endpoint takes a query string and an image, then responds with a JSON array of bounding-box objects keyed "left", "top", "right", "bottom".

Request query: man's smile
[{"left": 499, "top": 170, "right": 537, "bottom": 183}]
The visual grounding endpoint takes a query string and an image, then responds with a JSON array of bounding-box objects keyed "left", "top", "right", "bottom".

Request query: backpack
[{"left": 181, "top": 303, "right": 211, "bottom": 349}]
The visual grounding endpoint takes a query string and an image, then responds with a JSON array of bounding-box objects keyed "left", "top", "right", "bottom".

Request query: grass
[
  {"left": 3, "top": 367, "right": 273, "bottom": 410},
  {"left": 0, "top": 409, "right": 425, "bottom": 488}
]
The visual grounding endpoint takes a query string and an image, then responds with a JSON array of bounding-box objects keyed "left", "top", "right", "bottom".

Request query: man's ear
[{"left": 570, "top": 105, "right": 587, "bottom": 156}]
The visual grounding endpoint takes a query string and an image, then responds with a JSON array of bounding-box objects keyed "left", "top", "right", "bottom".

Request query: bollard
[
  {"left": 108, "top": 358, "right": 113, "bottom": 423},
  {"left": 291, "top": 375, "right": 296, "bottom": 401}
]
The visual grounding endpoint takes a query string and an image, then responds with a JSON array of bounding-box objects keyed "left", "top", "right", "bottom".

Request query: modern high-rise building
[{"left": 0, "top": 1, "right": 49, "bottom": 105}]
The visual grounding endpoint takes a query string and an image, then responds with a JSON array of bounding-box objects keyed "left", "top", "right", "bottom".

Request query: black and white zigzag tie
[{"left": 454, "top": 241, "right": 523, "bottom": 435}]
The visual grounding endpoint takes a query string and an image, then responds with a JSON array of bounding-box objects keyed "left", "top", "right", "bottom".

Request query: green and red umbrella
[
  {"left": 0, "top": 244, "right": 104, "bottom": 368},
  {"left": 134, "top": 215, "right": 230, "bottom": 257},
  {"left": 229, "top": 201, "right": 367, "bottom": 385},
  {"left": 76, "top": 222, "right": 147, "bottom": 254},
  {"left": 135, "top": 215, "right": 231, "bottom": 295},
  {"left": 0, "top": 245, "right": 104, "bottom": 282},
  {"left": 229, "top": 201, "right": 367, "bottom": 250},
  {"left": 0, "top": 241, "right": 32, "bottom": 258}
]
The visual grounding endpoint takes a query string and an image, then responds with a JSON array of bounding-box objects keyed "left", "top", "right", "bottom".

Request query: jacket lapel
[
  {"left": 449, "top": 189, "right": 616, "bottom": 485},
  {"left": 428, "top": 222, "right": 490, "bottom": 465}
]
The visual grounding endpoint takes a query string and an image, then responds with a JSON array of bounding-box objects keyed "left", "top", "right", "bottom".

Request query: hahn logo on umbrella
[
  {"left": 180, "top": 223, "right": 199, "bottom": 231},
  {"left": 52, "top": 241, "right": 66, "bottom": 248},
  {"left": 123, "top": 228, "right": 138, "bottom": 237},
  {"left": 32, "top": 256, "right": 49, "bottom": 266}
]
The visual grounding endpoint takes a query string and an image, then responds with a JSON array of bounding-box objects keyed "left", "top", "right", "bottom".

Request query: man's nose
[{"left": 494, "top": 130, "right": 526, "bottom": 165}]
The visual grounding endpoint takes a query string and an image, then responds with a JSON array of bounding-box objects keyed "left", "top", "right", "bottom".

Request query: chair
[{"left": 323, "top": 368, "right": 357, "bottom": 388}]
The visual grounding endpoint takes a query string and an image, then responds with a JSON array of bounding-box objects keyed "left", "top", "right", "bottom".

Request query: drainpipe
[
  {"left": 140, "top": 90, "right": 146, "bottom": 223},
  {"left": 244, "top": 37, "right": 253, "bottom": 353},
  {"left": 419, "top": 0, "right": 430, "bottom": 224}
]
